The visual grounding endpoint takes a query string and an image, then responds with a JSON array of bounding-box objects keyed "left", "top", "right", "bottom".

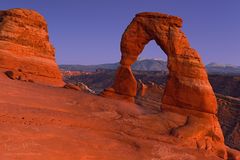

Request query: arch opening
[
  {"left": 100, "top": 12, "right": 226, "bottom": 158},
  {"left": 131, "top": 40, "right": 168, "bottom": 82},
  {"left": 136, "top": 40, "right": 167, "bottom": 62},
  {"left": 132, "top": 40, "right": 168, "bottom": 113},
  {"left": 102, "top": 12, "right": 217, "bottom": 114}
]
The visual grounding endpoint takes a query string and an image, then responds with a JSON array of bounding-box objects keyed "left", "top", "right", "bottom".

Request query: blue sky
[{"left": 0, "top": 0, "right": 239, "bottom": 65}]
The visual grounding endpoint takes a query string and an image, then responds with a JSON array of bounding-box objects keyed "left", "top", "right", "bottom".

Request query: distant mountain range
[
  {"left": 206, "top": 63, "right": 240, "bottom": 75},
  {"left": 59, "top": 59, "right": 240, "bottom": 75},
  {"left": 60, "top": 59, "right": 168, "bottom": 72}
]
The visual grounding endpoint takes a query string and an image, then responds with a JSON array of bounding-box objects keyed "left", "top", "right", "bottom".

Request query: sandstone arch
[
  {"left": 102, "top": 12, "right": 217, "bottom": 114},
  {"left": 101, "top": 13, "right": 228, "bottom": 158}
]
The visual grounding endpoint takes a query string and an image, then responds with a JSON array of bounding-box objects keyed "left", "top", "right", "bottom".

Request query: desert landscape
[{"left": 0, "top": 1, "right": 239, "bottom": 160}]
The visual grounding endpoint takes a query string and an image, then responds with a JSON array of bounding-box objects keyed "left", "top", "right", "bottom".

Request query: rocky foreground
[
  {"left": 0, "top": 8, "right": 239, "bottom": 159},
  {"left": 0, "top": 73, "right": 239, "bottom": 160},
  {"left": 63, "top": 69, "right": 240, "bottom": 152}
]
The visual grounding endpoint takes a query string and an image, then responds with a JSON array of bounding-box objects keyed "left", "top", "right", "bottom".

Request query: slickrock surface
[
  {"left": 135, "top": 82, "right": 240, "bottom": 152},
  {"left": 62, "top": 69, "right": 240, "bottom": 152},
  {"left": 0, "top": 9, "right": 64, "bottom": 87},
  {"left": 0, "top": 76, "right": 237, "bottom": 160}
]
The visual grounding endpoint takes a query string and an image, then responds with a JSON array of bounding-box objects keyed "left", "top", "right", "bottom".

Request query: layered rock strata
[{"left": 0, "top": 8, "right": 64, "bottom": 87}]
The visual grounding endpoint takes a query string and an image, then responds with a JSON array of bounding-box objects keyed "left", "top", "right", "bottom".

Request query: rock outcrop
[
  {"left": 0, "top": 8, "right": 64, "bottom": 87},
  {"left": 64, "top": 82, "right": 95, "bottom": 94},
  {"left": 2, "top": 73, "right": 240, "bottom": 160},
  {"left": 102, "top": 12, "right": 216, "bottom": 114},
  {"left": 136, "top": 81, "right": 240, "bottom": 152},
  {"left": 102, "top": 12, "right": 228, "bottom": 159},
  {"left": 136, "top": 81, "right": 240, "bottom": 159}
]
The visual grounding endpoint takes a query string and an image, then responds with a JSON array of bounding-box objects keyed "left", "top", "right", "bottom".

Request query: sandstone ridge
[{"left": 0, "top": 8, "right": 64, "bottom": 87}]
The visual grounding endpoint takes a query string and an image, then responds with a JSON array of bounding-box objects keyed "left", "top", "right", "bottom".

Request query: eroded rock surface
[
  {"left": 62, "top": 69, "right": 240, "bottom": 153},
  {"left": 1, "top": 76, "right": 239, "bottom": 160},
  {"left": 102, "top": 12, "right": 216, "bottom": 114},
  {"left": 136, "top": 81, "right": 240, "bottom": 159},
  {"left": 0, "top": 8, "right": 64, "bottom": 87},
  {"left": 101, "top": 12, "right": 229, "bottom": 159}
]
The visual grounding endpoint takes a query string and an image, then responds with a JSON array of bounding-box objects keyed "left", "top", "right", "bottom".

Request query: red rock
[
  {"left": 101, "top": 66, "right": 137, "bottom": 102},
  {"left": 1, "top": 76, "right": 237, "bottom": 160},
  {"left": 103, "top": 12, "right": 216, "bottom": 114},
  {"left": 101, "top": 15, "right": 225, "bottom": 157},
  {"left": 0, "top": 9, "right": 64, "bottom": 87},
  {"left": 135, "top": 81, "right": 228, "bottom": 159},
  {"left": 0, "top": 9, "right": 237, "bottom": 159}
]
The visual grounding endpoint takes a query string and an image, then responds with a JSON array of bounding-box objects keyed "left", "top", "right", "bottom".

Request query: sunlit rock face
[
  {"left": 102, "top": 12, "right": 229, "bottom": 159},
  {"left": 0, "top": 8, "right": 64, "bottom": 87},
  {"left": 103, "top": 12, "right": 216, "bottom": 114}
]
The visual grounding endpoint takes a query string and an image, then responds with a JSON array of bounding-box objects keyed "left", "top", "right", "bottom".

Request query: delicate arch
[{"left": 102, "top": 12, "right": 217, "bottom": 114}]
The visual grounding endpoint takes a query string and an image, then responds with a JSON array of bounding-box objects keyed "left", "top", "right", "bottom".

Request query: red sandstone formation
[
  {"left": 102, "top": 12, "right": 229, "bottom": 159},
  {"left": 103, "top": 12, "right": 216, "bottom": 114},
  {"left": 0, "top": 9, "right": 64, "bottom": 87},
  {"left": 136, "top": 81, "right": 240, "bottom": 152},
  {"left": 0, "top": 9, "right": 239, "bottom": 159},
  {"left": 2, "top": 74, "right": 240, "bottom": 160},
  {"left": 136, "top": 81, "right": 240, "bottom": 159}
]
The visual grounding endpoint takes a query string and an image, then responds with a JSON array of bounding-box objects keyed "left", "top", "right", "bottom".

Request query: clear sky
[{"left": 0, "top": 0, "right": 239, "bottom": 65}]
